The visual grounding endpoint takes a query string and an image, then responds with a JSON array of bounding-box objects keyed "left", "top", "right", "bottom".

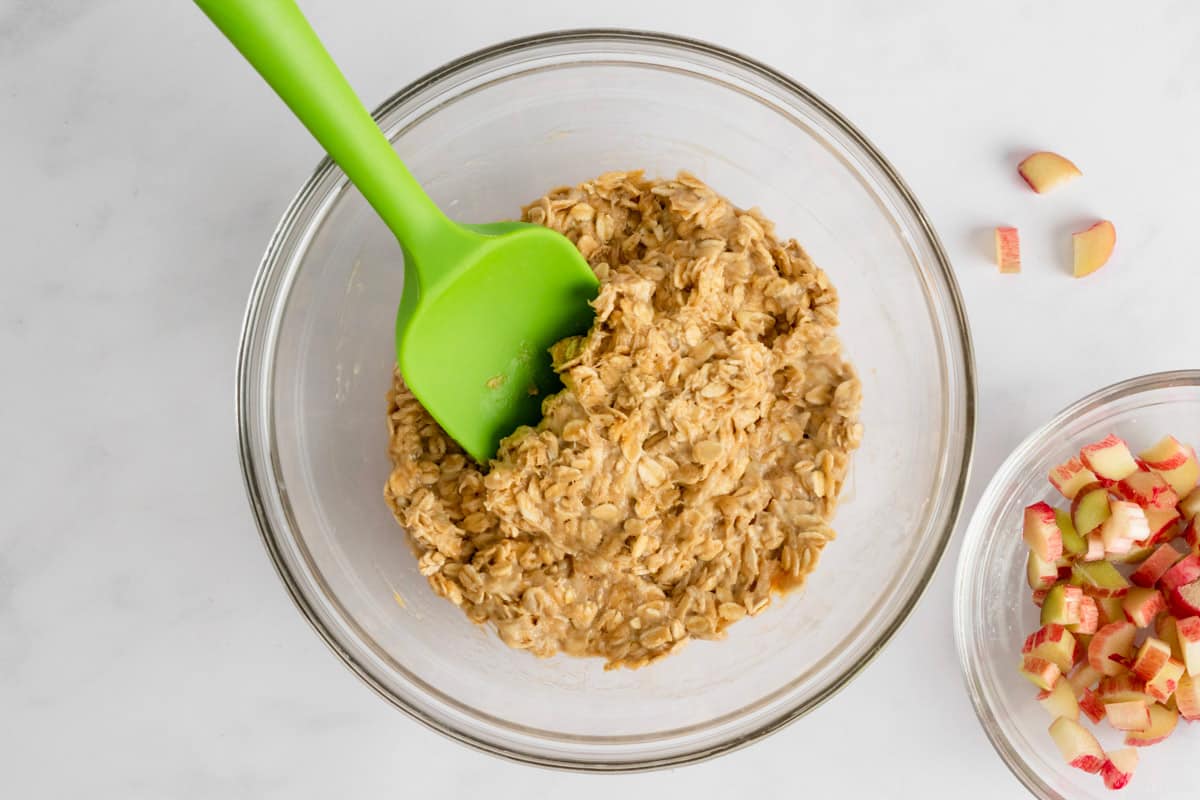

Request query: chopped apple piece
[
  {"left": 1100, "top": 501, "right": 1149, "bottom": 554},
  {"left": 1021, "top": 654, "right": 1062, "bottom": 690},
  {"left": 1175, "top": 616, "right": 1200, "bottom": 676},
  {"left": 1169, "top": 581, "right": 1200, "bottom": 619},
  {"left": 994, "top": 226, "right": 1020, "bottom": 273},
  {"left": 1071, "top": 560, "right": 1129, "bottom": 598},
  {"left": 1122, "top": 588, "right": 1166, "bottom": 628},
  {"left": 1050, "top": 458, "right": 1098, "bottom": 501},
  {"left": 1042, "top": 583, "right": 1084, "bottom": 626},
  {"left": 1038, "top": 678, "right": 1080, "bottom": 720},
  {"left": 1130, "top": 542, "right": 1183, "bottom": 588},
  {"left": 1017, "top": 151, "right": 1082, "bottom": 194},
  {"left": 1138, "top": 436, "right": 1200, "bottom": 496},
  {"left": 1114, "top": 470, "right": 1178, "bottom": 510},
  {"left": 1089, "top": 621, "right": 1136, "bottom": 676},
  {"left": 1159, "top": 554, "right": 1200, "bottom": 594},
  {"left": 1049, "top": 717, "right": 1105, "bottom": 773},
  {"left": 1145, "top": 657, "right": 1184, "bottom": 702},
  {"left": 1101, "top": 748, "right": 1138, "bottom": 791},
  {"left": 1072, "top": 220, "right": 1116, "bottom": 279},
  {"left": 1072, "top": 483, "right": 1112, "bottom": 537},
  {"left": 1131, "top": 638, "right": 1172, "bottom": 682},
  {"left": 1024, "top": 501, "right": 1064, "bottom": 562},
  {"left": 1104, "top": 699, "right": 1150, "bottom": 731},
  {"left": 1027, "top": 550, "right": 1058, "bottom": 591},
  {"left": 1176, "top": 673, "right": 1200, "bottom": 720},
  {"left": 1124, "top": 703, "right": 1178, "bottom": 747}
]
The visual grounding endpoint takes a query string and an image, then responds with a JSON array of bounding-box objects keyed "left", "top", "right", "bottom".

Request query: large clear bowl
[
  {"left": 955, "top": 371, "right": 1200, "bottom": 798},
  {"left": 237, "top": 30, "right": 975, "bottom": 770}
]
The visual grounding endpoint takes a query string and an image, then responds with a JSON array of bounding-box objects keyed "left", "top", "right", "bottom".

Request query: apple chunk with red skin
[
  {"left": 1017, "top": 151, "right": 1082, "bottom": 193},
  {"left": 1089, "top": 621, "right": 1136, "bottom": 676},
  {"left": 1049, "top": 717, "right": 1106, "bottom": 774},
  {"left": 1101, "top": 748, "right": 1139, "bottom": 792},
  {"left": 1139, "top": 436, "right": 1200, "bottom": 496},
  {"left": 1073, "top": 221, "right": 1117, "bottom": 279}
]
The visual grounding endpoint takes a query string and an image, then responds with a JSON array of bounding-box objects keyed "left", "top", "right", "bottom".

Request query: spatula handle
[{"left": 194, "top": 0, "right": 451, "bottom": 251}]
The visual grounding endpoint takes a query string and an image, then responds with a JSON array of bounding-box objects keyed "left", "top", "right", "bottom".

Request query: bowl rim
[
  {"left": 953, "top": 369, "right": 1200, "bottom": 798},
  {"left": 236, "top": 27, "right": 977, "bottom": 772}
]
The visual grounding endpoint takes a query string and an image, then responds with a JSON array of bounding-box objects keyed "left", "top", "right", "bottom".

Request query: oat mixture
[{"left": 385, "top": 171, "right": 862, "bottom": 669}]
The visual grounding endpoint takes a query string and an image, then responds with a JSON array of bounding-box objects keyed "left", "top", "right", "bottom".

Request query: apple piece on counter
[
  {"left": 1072, "top": 221, "right": 1117, "bottom": 279},
  {"left": 1038, "top": 678, "right": 1080, "bottom": 720},
  {"left": 1072, "top": 483, "right": 1112, "bottom": 538},
  {"left": 1054, "top": 509, "right": 1087, "bottom": 557},
  {"left": 1084, "top": 531, "right": 1106, "bottom": 562},
  {"left": 1124, "top": 703, "right": 1178, "bottom": 747},
  {"left": 1175, "top": 616, "right": 1200, "bottom": 676},
  {"left": 1138, "top": 436, "right": 1200, "bottom": 496},
  {"left": 1021, "top": 654, "right": 1062, "bottom": 690},
  {"left": 1049, "top": 717, "right": 1105, "bottom": 773},
  {"left": 1159, "top": 554, "right": 1200, "bottom": 594},
  {"left": 1067, "top": 663, "right": 1103, "bottom": 697},
  {"left": 1130, "top": 542, "right": 1183, "bottom": 588},
  {"left": 994, "top": 227, "right": 1021, "bottom": 273},
  {"left": 1089, "top": 621, "right": 1136, "bottom": 676},
  {"left": 1122, "top": 588, "right": 1166, "bottom": 628},
  {"left": 1176, "top": 673, "right": 1200, "bottom": 720},
  {"left": 1071, "top": 560, "right": 1130, "bottom": 598},
  {"left": 1042, "top": 583, "right": 1084, "bottom": 626},
  {"left": 1168, "top": 581, "right": 1200, "bottom": 618},
  {"left": 1050, "top": 458, "right": 1098, "bottom": 501},
  {"left": 1104, "top": 699, "right": 1151, "bottom": 731},
  {"left": 1144, "top": 506, "right": 1182, "bottom": 544},
  {"left": 1024, "top": 501, "right": 1064, "bottom": 562},
  {"left": 1096, "top": 674, "right": 1151, "bottom": 704},
  {"left": 1017, "top": 151, "right": 1082, "bottom": 193},
  {"left": 1068, "top": 596, "right": 1100, "bottom": 635},
  {"left": 1100, "top": 501, "right": 1149, "bottom": 554},
  {"left": 1096, "top": 595, "right": 1126, "bottom": 627},
  {"left": 1023, "top": 624, "right": 1078, "bottom": 672},
  {"left": 1101, "top": 748, "right": 1138, "bottom": 791},
  {"left": 1114, "top": 470, "right": 1179, "bottom": 510},
  {"left": 1028, "top": 550, "right": 1058, "bottom": 590},
  {"left": 1180, "top": 486, "right": 1200, "bottom": 522},
  {"left": 1131, "top": 638, "right": 1172, "bottom": 682},
  {"left": 1080, "top": 436, "right": 1139, "bottom": 483}
]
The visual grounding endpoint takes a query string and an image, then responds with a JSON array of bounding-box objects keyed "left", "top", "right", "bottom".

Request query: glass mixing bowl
[
  {"left": 955, "top": 371, "right": 1200, "bottom": 798},
  {"left": 237, "top": 29, "right": 975, "bottom": 770}
]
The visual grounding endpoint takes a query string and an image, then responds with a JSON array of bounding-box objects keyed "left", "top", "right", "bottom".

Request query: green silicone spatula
[{"left": 196, "top": 0, "right": 598, "bottom": 463}]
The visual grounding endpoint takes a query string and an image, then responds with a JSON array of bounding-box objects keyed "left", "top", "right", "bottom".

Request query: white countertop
[{"left": 5, "top": 1, "right": 1199, "bottom": 797}]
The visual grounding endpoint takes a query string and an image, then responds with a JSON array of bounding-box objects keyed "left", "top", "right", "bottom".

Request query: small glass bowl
[
  {"left": 237, "top": 29, "right": 975, "bottom": 770},
  {"left": 955, "top": 370, "right": 1200, "bottom": 799}
]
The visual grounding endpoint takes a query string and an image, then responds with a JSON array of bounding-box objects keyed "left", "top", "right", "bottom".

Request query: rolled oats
[{"left": 385, "top": 171, "right": 861, "bottom": 669}]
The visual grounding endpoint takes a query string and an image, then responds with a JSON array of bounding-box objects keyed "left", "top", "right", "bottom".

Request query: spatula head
[{"left": 396, "top": 223, "right": 598, "bottom": 464}]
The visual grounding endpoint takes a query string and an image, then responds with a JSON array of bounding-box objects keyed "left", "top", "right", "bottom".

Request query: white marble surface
[{"left": 4, "top": 1, "right": 1200, "bottom": 797}]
